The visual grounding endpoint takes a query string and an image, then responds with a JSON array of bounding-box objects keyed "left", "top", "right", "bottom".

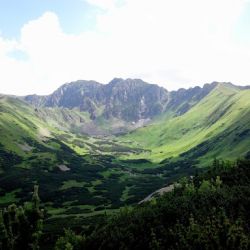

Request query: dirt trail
[{"left": 139, "top": 184, "right": 175, "bottom": 204}]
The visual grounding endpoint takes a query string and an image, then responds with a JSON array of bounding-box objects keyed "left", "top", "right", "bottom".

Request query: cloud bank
[{"left": 0, "top": 0, "right": 250, "bottom": 95}]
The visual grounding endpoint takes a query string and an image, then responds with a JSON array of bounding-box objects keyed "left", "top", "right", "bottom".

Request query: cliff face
[
  {"left": 102, "top": 78, "right": 168, "bottom": 121},
  {"left": 25, "top": 78, "right": 169, "bottom": 122},
  {"left": 25, "top": 78, "right": 221, "bottom": 124}
]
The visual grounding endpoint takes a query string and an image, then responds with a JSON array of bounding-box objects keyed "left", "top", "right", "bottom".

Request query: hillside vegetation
[
  {"left": 54, "top": 159, "right": 250, "bottom": 250},
  {"left": 0, "top": 96, "right": 181, "bottom": 232},
  {"left": 122, "top": 83, "right": 250, "bottom": 163},
  {"left": 2, "top": 159, "right": 250, "bottom": 249},
  {"left": 0, "top": 80, "right": 250, "bottom": 248}
]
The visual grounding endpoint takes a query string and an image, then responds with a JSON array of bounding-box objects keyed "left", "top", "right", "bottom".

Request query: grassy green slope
[
  {"left": 121, "top": 83, "right": 250, "bottom": 164},
  {"left": 1, "top": 85, "right": 250, "bottom": 233},
  {"left": 0, "top": 96, "right": 137, "bottom": 159},
  {"left": 0, "top": 96, "right": 52, "bottom": 154},
  {"left": 0, "top": 96, "right": 91, "bottom": 161},
  {"left": 34, "top": 106, "right": 91, "bottom": 131},
  {"left": 0, "top": 96, "right": 171, "bottom": 227}
]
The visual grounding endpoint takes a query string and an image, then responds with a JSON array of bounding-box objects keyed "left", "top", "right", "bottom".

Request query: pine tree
[
  {"left": 32, "top": 185, "right": 40, "bottom": 211},
  {"left": 0, "top": 186, "right": 44, "bottom": 250},
  {"left": 0, "top": 210, "right": 8, "bottom": 250},
  {"left": 30, "top": 185, "right": 43, "bottom": 250},
  {"left": 149, "top": 228, "right": 161, "bottom": 250}
]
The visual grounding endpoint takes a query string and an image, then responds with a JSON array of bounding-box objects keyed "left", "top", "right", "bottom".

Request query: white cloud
[
  {"left": 85, "top": 0, "right": 118, "bottom": 10},
  {"left": 0, "top": 0, "right": 250, "bottom": 95}
]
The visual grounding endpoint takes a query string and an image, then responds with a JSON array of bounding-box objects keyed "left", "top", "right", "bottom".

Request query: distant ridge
[{"left": 25, "top": 78, "right": 243, "bottom": 123}]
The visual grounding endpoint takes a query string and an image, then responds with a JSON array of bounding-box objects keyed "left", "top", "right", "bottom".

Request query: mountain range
[
  {"left": 1, "top": 77, "right": 250, "bottom": 165},
  {"left": 24, "top": 78, "right": 240, "bottom": 135},
  {"left": 22, "top": 78, "right": 250, "bottom": 164},
  {"left": 25, "top": 78, "right": 249, "bottom": 115},
  {"left": 0, "top": 77, "right": 250, "bottom": 236}
]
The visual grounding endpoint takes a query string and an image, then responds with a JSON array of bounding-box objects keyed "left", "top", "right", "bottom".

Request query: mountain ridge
[
  {"left": 1, "top": 79, "right": 249, "bottom": 161},
  {"left": 24, "top": 78, "right": 246, "bottom": 125},
  {"left": 25, "top": 78, "right": 168, "bottom": 122},
  {"left": 121, "top": 83, "right": 250, "bottom": 163}
]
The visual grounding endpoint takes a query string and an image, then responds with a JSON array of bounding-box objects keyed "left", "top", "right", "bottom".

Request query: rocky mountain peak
[{"left": 25, "top": 78, "right": 222, "bottom": 125}]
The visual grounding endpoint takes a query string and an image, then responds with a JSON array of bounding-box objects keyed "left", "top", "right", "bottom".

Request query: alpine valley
[{"left": 1, "top": 78, "right": 250, "bottom": 248}]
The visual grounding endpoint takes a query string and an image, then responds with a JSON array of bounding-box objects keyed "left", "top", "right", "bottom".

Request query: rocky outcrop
[
  {"left": 25, "top": 79, "right": 224, "bottom": 124},
  {"left": 25, "top": 78, "right": 169, "bottom": 122}
]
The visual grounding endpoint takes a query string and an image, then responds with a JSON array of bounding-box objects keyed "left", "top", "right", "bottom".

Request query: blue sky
[
  {"left": 234, "top": 4, "right": 250, "bottom": 45},
  {"left": 0, "top": 0, "right": 96, "bottom": 38},
  {"left": 0, "top": 0, "right": 250, "bottom": 95}
]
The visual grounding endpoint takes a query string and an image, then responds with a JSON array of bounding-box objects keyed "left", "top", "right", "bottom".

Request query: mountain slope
[
  {"left": 25, "top": 78, "right": 222, "bottom": 135},
  {"left": 121, "top": 83, "right": 250, "bottom": 164},
  {"left": 0, "top": 96, "right": 172, "bottom": 223},
  {"left": 7, "top": 79, "right": 250, "bottom": 164},
  {"left": 25, "top": 78, "right": 169, "bottom": 122},
  {"left": 1, "top": 79, "right": 250, "bottom": 238},
  {"left": 74, "top": 159, "right": 250, "bottom": 250}
]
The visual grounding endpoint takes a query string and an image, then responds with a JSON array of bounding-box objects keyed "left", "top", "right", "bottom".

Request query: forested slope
[{"left": 55, "top": 159, "right": 250, "bottom": 250}]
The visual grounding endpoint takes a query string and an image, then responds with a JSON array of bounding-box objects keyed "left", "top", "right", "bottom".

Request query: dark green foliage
[
  {"left": 246, "top": 151, "right": 250, "bottom": 159},
  {"left": 0, "top": 186, "right": 43, "bottom": 250},
  {"left": 179, "top": 140, "right": 212, "bottom": 158},
  {"left": 0, "top": 143, "right": 23, "bottom": 170},
  {"left": 55, "top": 229, "right": 85, "bottom": 250},
  {"left": 55, "top": 159, "right": 250, "bottom": 250},
  {"left": 121, "top": 159, "right": 151, "bottom": 164},
  {"left": 0, "top": 141, "right": 177, "bottom": 216}
]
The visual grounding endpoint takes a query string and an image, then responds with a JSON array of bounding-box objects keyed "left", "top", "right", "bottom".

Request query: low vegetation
[
  {"left": 55, "top": 159, "right": 250, "bottom": 249},
  {"left": 1, "top": 159, "right": 250, "bottom": 249}
]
